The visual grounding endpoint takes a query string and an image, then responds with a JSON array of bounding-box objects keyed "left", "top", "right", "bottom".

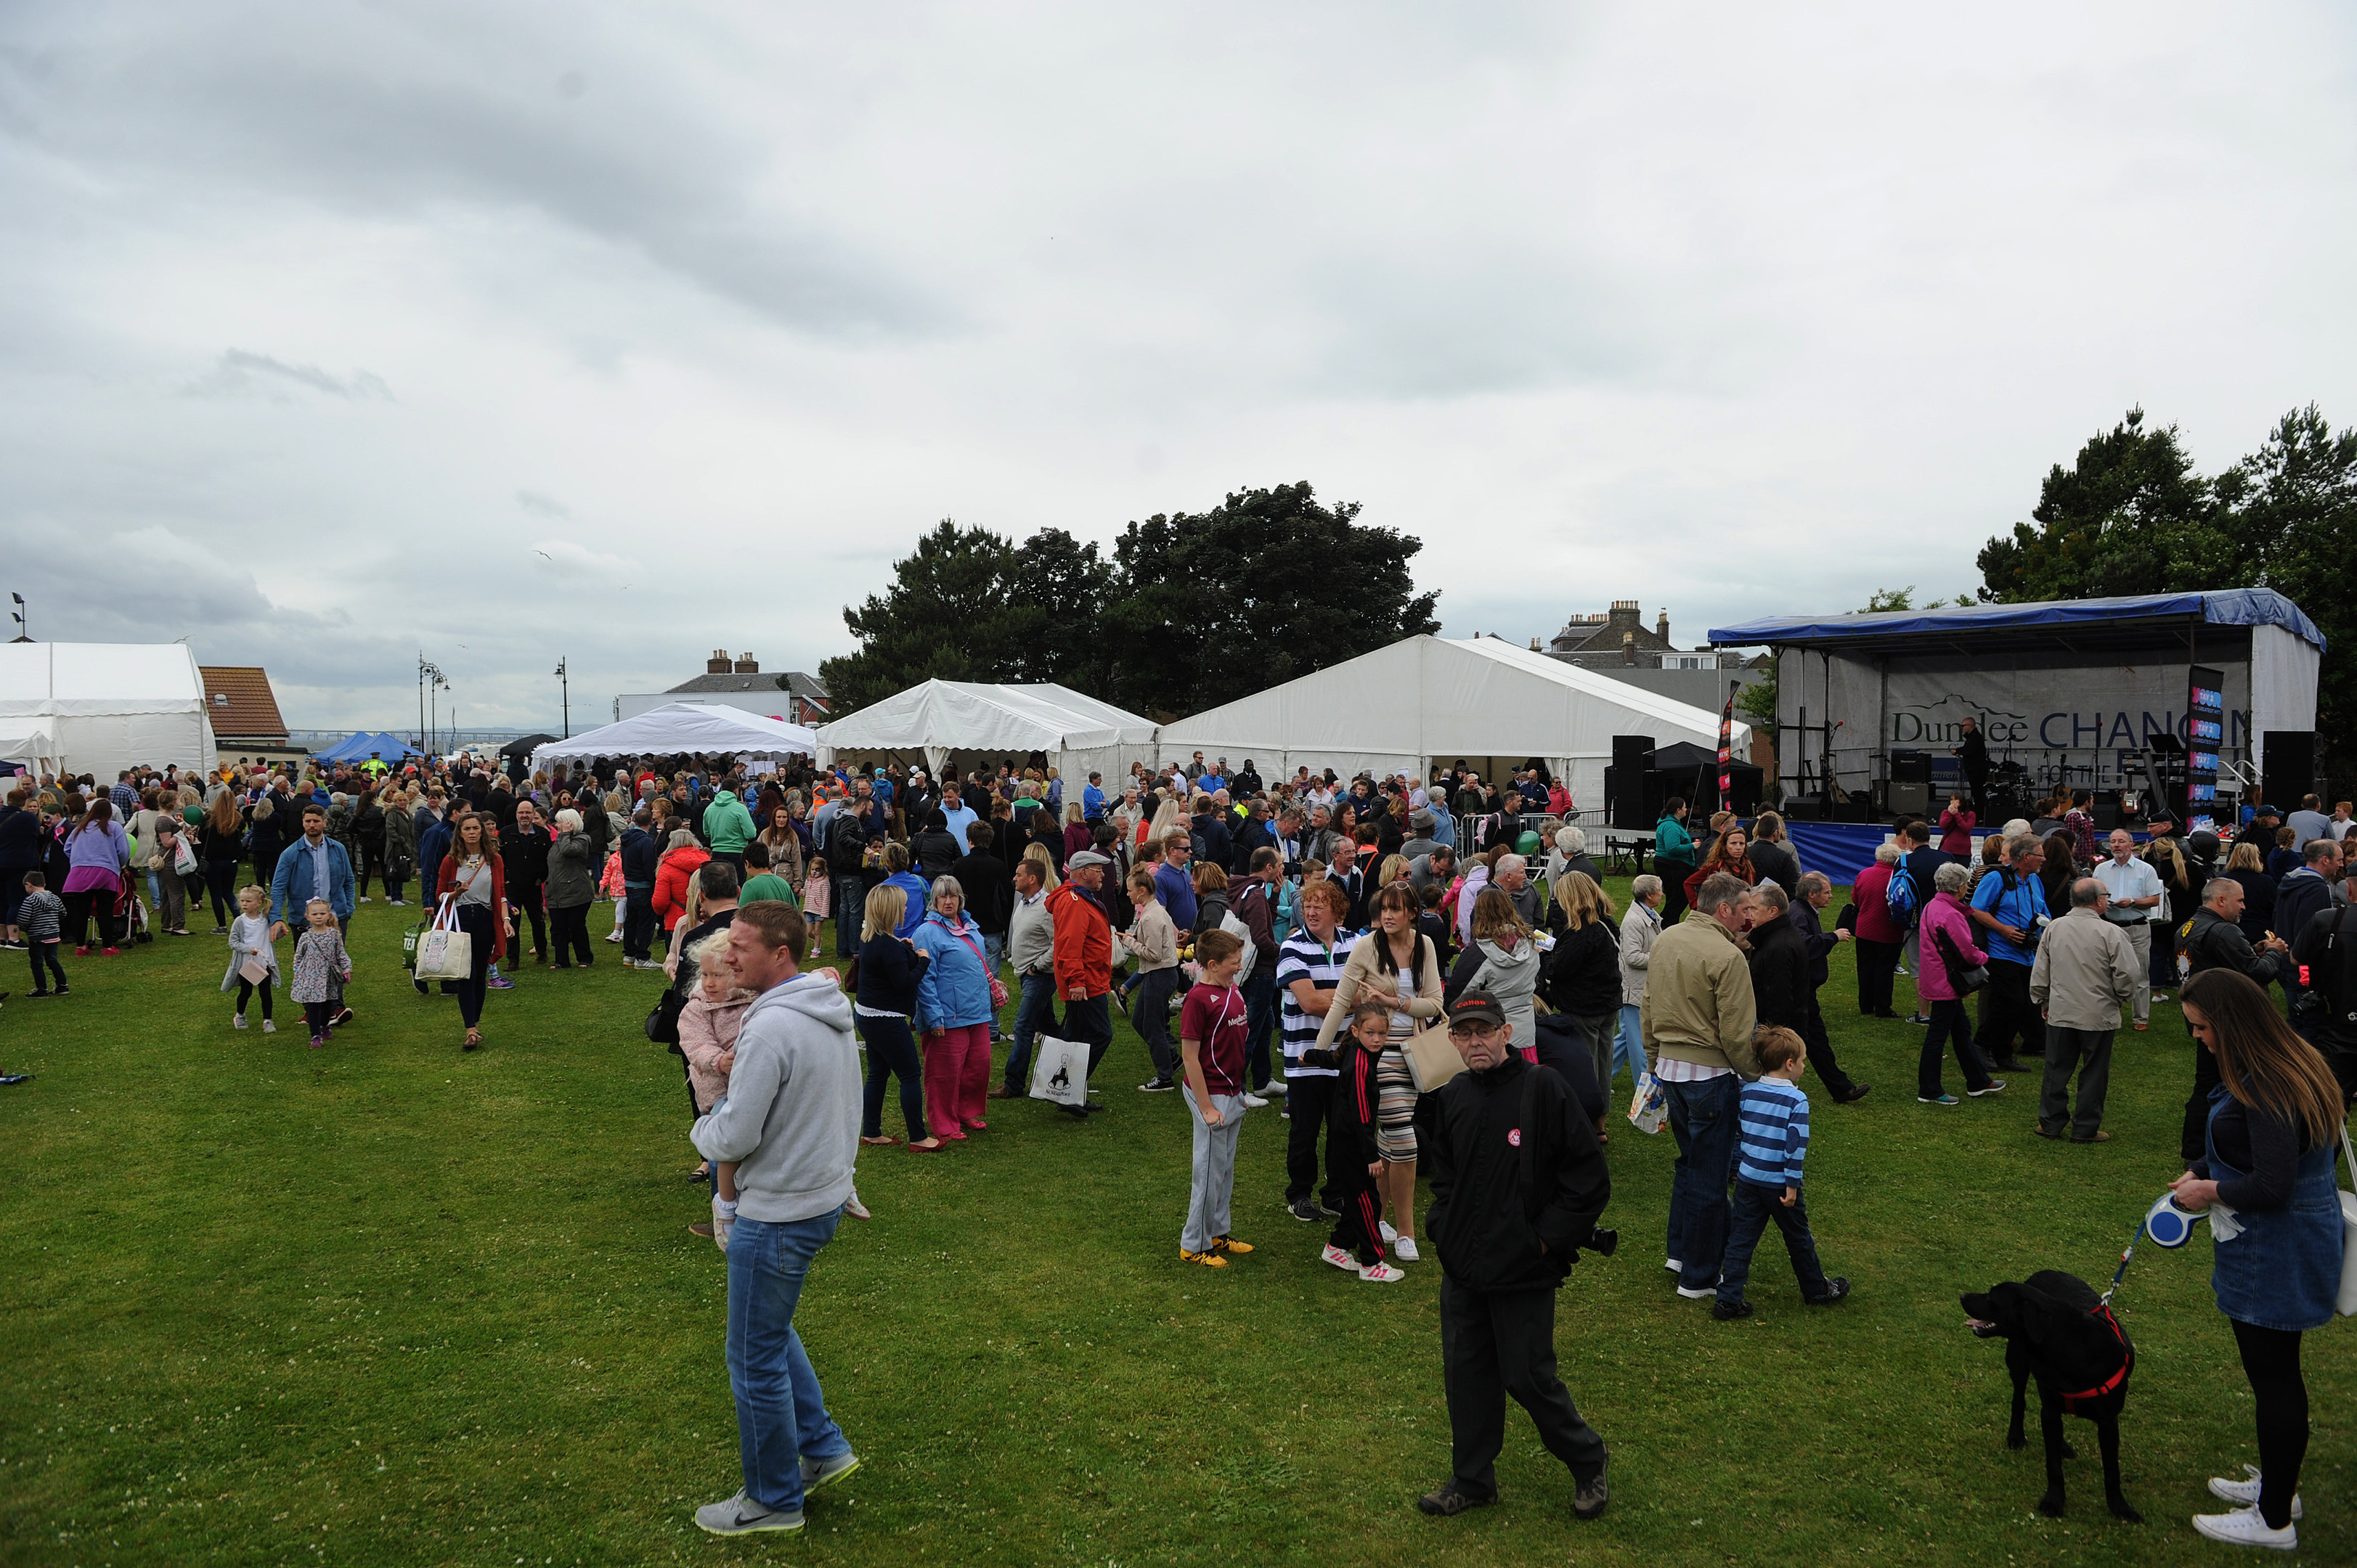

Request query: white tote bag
[
  {"left": 2337, "top": 1124, "right": 2357, "bottom": 1318},
  {"left": 1628, "top": 1069, "right": 1668, "bottom": 1135},
  {"left": 413, "top": 896, "right": 475, "bottom": 981},
  {"left": 1027, "top": 1034, "right": 1091, "bottom": 1107}
]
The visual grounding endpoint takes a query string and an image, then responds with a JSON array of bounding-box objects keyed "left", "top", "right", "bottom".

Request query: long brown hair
[
  {"left": 206, "top": 790, "right": 243, "bottom": 836},
  {"left": 76, "top": 798, "right": 113, "bottom": 836},
  {"left": 2181, "top": 969, "right": 2345, "bottom": 1147}
]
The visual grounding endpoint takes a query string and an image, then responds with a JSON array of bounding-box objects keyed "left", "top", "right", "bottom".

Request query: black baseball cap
[{"left": 1447, "top": 989, "right": 1507, "bottom": 1030}]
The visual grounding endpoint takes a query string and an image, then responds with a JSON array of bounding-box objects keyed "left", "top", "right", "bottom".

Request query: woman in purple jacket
[
  {"left": 1914, "top": 859, "right": 2001, "bottom": 1105},
  {"left": 63, "top": 798, "right": 132, "bottom": 955}
]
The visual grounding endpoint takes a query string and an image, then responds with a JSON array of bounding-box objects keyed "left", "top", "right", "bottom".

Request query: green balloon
[{"left": 1515, "top": 830, "right": 1543, "bottom": 856}]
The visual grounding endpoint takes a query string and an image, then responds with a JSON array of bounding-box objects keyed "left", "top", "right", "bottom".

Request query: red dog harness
[{"left": 2057, "top": 1304, "right": 2130, "bottom": 1413}]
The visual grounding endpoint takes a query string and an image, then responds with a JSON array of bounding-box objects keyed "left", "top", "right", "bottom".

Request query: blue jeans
[
  {"left": 1717, "top": 1180, "right": 1828, "bottom": 1305},
  {"left": 726, "top": 1208, "right": 854, "bottom": 1514},
  {"left": 1613, "top": 1005, "right": 1648, "bottom": 1095},
  {"left": 1664, "top": 1074, "right": 1739, "bottom": 1291},
  {"left": 981, "top": 933, "right": 1006, "bottom": 1037},
  {"left": 833, "top": 876, "right": 866, "bottom": 956},
  {"left": 1006, "top": 971, "right": 1058, "bottom": 1090}
]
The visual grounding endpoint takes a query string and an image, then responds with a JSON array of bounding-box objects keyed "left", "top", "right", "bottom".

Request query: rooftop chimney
[
  {"left": 1529, "top": 637, "right": 1542, "bottom": 650},
  {"left": 1658, "top": 609, "right": 1670, "bottom": 644},
  {"left": 733, "top": 653, "right": 759, "bottom": 674},
  {"left": 707, "top": 648, "right": 731, "bottom": 674}
]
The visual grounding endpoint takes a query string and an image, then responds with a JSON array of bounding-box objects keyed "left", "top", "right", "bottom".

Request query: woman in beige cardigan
[{"left": 1311, "top": 881, "right": 1444, "bottom": 1259}]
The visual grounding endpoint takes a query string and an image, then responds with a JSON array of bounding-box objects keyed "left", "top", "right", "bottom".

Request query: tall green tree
[
  {"left": 1099, "top": 483, "right": 1441, "bottom": 718},
  {"left": 1977, "top": 403, "right": 2357, "bottom": 788},
  {"left": 819, "top": 484, "right": 1441, "bottom": 722},
  {"left": 1974, "top": 407, "right": 2251, "bottom": 601}
]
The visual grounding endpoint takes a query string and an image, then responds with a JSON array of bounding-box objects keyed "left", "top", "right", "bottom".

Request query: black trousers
[
  {"left": 1973, "top": 959, "right": 2040, "bottom": 1064},
  {"left": 506, "top": 886, "right": 547, "bottom": 965},
  {"left": 1285, "top": 1074, "right": 1339, "bottom": 1208},
  {"left": 204, "top": 861, "right": 240, "bottom": 926},
  {"left": 549, "top": 903, "right": 593, "bottom": 966},
  {"left": 2231, "top": 1318, "right": 2309, "bottom": 1532},
  {"left": 1855, "top": 937, "right": 1900, "bottom": 1015},
  {"left": 1066, "top": 993, "right": 1114, "bottom": 1080},
  {"left": 1798, "top": 993, "right": 1857, "bottom": 1098},
  {"left": 1439, "top": 1277, "right": 1608, "bottom": 1498},
  {"left": 1659, "top": 861, "right": 1694, "bottom": 924}
]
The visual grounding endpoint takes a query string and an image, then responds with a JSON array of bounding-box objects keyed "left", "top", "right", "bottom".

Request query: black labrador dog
[{"left": 1960, "top": 1270, "right": 2141, "bottom": 1522}]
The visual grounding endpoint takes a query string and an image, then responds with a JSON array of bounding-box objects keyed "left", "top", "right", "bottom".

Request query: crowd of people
[{"left": 4, "top": 747, "right": 2349, "bottom": 1547}]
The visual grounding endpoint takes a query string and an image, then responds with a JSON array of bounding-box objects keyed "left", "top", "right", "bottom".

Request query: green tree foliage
[
  {"left": 1977, "top": 403, "right": 2357, "bottom": 785},
  {"left": 1863, "top": 587, "right": 1914, "bottom": 612},
  {"left": 819, "top": 483, "right": 1441, "bottom": 720}
]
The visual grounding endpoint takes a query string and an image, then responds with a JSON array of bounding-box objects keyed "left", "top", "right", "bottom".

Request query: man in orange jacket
[{"left": 1047, "top": 849, "right": 1116, "bottom": 1117}]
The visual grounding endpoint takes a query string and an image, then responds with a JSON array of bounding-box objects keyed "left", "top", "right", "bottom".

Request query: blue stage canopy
[{"left": 1708, "top": 589, "right": 2323, "bottom": 654}]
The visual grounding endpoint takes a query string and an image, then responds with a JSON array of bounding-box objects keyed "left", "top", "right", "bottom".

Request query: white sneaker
[
  {"left": 1666, "top": 1258, "right": 1682, "bottom": 1273},
  {"left": 1322, "top": 1244, "right": 1360, "bottom": 1272},
  {"left": 1242, "top": 1093, "right": 1269, "bottom": 1108},
  {"left": 605, "top": 931, "right": 624, "bottom": 942},
  {"left": 1392, "top": 1237, "right": 1421, "bottom": 1262},
  {"left": 2192, "top": 1505, "right": 2297, "bottom": 1550},
  {"left": 1264, "top": 1079, "right": 1287, "bottom": 1095},
  {"left": 1380, "top": 1221, "right": 1399, "bottom": 1243},
  {"left": 358, "top": 896, "right": 371, "bottom": 903},
  {"left": 1894, "top": 964, "right": 1909, "bottom": 976},
  {"left": 844, "top": 1192, "right": 871, "bottom": 1221},
  {"left": 2208, "top": 1467, "right": 2301, "bottom": 1519},
  {"left": 712, "top": 1196, "right": 737, "bottom": 1253},
  {"left": 1675, "top": 1283, "right": 1717, "bottom": 1299},
  {"left": 232, "top": 1013, "right": 248, "bottom": 1029},
  {"left": 1358, "top": 1262, "right": 1407, "bottom": 1283},
  {"left": 261, "top": 1018, "right": 277, "bottom": 1033}
]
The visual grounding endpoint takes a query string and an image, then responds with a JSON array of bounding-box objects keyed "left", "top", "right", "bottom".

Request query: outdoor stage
[{"left": 1708, "top": 589, "right": 2325, "bottom": 836}]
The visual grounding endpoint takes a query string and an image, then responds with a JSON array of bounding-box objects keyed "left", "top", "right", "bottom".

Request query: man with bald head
[{"left": 2027, "top": 877, "right": 2140, "bottom": 1143}]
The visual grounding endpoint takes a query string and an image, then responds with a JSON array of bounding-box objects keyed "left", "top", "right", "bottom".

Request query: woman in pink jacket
[
  {"left": 1913, "top": 859, "right": 2003, "bottom": 1105},
  {"left": 1851, "top": 843, "right": 1908, "bottom": 1018}
]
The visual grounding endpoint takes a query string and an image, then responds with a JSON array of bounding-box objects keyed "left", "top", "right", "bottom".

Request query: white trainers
[
  {"left": 1380, "top": 1221, "right": 1399, "bottom": 1243},
  {"left": 605, "top": 931, "right": 624, "bottom": 942},
  {"left": 2208, "top": 1467, "right": 2301, "bottom": 1519},
  {"left": 1322, "top": 1244, "right": 1360, "bottom": 1272},
  {"left": 1675, "top": 1282, "right": 1718, "bottom": 1299},
  {"left": 2192, "top": 1505, "right": 2297, "bottom": 1550},
  {"left": 1242, "top": 1093, "right": 1269, "bottom": 1108},
  {"left": 844, "top": 1192, "right": 871, "bottom": 1221},
  {"left": 1358, "top": 1262, "right": 1407, "bottom": 1283},
  {"left": 1666, "top": 1258, "right": 1682, "bottom": 1273},
  {"left": 358, "top": 895, "right": 371, "bottom": 903},
  {"left": 261, "top": 1018, "right": 277, "bottom": 1034},
  {"left": 1264, "top": 1079, "right": 1287, "bottom": 1095},
  {"left": 233, "top": 1013, "right": 248, "bottom": 1029},
  {"left": 712, "top": 1196, "right": 737, "bottom": 1253},
  {"left": 1392, "top": 1237, "right": 1421, "bottom": 1262}
]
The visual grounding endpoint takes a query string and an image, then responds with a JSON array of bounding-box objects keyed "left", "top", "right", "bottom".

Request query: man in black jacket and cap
[
  {"left": 1413, "top": 989, "right": 1613, "bottom": 1524},
  {"left": 1764, "top": 878, "right": 1869, "bottom": 1103}
]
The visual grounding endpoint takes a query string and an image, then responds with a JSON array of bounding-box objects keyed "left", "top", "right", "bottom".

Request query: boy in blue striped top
[{"left": 1712, "top": 1026, "right": 1851, "bottom": 1320}]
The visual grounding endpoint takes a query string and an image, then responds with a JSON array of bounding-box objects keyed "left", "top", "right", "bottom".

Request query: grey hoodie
[
  {"left": 691, "top": 971, "right": 860, "bottom": 1223},
  {"left": 1468, "top": 935, "right": 1542, "bottom": 1046}
]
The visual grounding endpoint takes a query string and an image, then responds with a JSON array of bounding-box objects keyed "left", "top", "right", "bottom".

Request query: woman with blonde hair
[
  {"left": 1020, "top": 841, "right": 1060, "bottom": 893},
  {"left": 1375, "top": 852, "right": 1410, "bottom": 890},
  {"left": 2170, "top": 968, "right": 2348, "bottom": 1548},
  {"left": 854, "top": 883, "right": 940, "bottom": 1152},
  {"left": 1543, "top": 870, "right": 1624, "bottom": 1094}
]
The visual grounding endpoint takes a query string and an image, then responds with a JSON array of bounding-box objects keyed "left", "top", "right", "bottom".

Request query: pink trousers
[{"left": 923, "top": 1023, "right": 993, "bottom": 1135}]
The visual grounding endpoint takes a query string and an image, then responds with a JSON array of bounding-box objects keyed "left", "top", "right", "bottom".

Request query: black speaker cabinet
[
  {"left": 1887, "top": 780, "right": 1931, "bottom": 818},
  {"left": 1889, "top": 750, "right": 1932, "bottom": 785},
  {"left": 2263, "top": 730, "right": 2316, "bottom": 811}
]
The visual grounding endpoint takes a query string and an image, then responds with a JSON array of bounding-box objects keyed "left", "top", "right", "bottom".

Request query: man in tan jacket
[
  {"left": 2028, "top": 877, "right": 2140, "bottom": 1143},
  {"left": 1640, "top": 871, "right": 1760, "bottom": 1300}
]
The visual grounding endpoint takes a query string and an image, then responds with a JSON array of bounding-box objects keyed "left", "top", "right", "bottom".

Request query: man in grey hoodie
[{"left": 692, "top": 902, "right": 863, "bottom": 1537}]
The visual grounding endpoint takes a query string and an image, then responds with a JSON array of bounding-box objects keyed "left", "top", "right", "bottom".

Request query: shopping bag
[
  {"left": 1027, "top": 1034, "right": 1091, "bottom": 1107},
  {"left": 173, "top": 834, "right": 200, "bottom": 876},
  {"left": 2337, "top": 1124, "right": 2357, "bottom": 1318},
  {"left": 401, "top": 921, "right": 428, "bottom": 971},
  {"left": 238, "top": 955, "right": 271, "bottom": 987},
  {"left": 1402, "top": 1019, "right": 1467, "bottom": 1093},
  {"left": 1628, "top": 1069, "right": 1668, "bottom": 1135},
  {"left": 413, "top": 897, "right": 473, "bottom": 981}
]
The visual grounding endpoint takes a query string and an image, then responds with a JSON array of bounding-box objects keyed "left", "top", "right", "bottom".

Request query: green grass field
[{"left": 1, "top": 885, "right": 2349, "bottom": 1567}]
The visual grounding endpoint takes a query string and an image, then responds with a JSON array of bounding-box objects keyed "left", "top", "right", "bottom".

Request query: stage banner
[{"left": 1717, "top": 686, "right": 1734, "bottom": 808}]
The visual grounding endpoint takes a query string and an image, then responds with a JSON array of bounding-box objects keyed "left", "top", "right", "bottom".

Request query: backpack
[{"left": 1885, "top": 859, "right": 1922, "bottom": 921}]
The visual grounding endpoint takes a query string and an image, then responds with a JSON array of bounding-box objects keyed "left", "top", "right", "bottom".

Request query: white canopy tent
[
  {"left": 0, "top": 642, "right": 219, "bottom": 779},
  {"left": 1155, "top": 636, "right": 1747, "bottom": 811},
  {"left": 815, "top": 680, "right": 1157, "bottom": 787},
  {"left": 0, "top": 724, "right": 60, "bottom": 775},
  {"left": 526, "top": 703, "right": 818, "bottom": 775}
]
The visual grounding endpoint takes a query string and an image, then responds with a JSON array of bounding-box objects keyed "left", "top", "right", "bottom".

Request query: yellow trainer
[
  {"left": 1181, "top": 1249, "right": 1227, "bottom": 1267},
  {"left": 1209, "top": 1235, "right": 1254, "bottom": 1255}
]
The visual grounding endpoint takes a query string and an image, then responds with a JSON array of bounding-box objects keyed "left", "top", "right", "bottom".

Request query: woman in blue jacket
[
  {"left": 1655, "top": 798, "right": 1696, "bottom": 923},
  {"left": 2170, "top": 969, "right": 2349, "bottom": 1551},
  {"left": 855, "top": 884, "right": 940, "bottom": 1152},
  {"left": 913, "top": 875, "right": 997, "bottom": 1143}
]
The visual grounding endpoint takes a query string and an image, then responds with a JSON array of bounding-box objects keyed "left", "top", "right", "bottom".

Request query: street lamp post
[
  {"left": 8, "top": 592, "right": 25, "bottom": 642},
  {"left": 555, "top": 657, "right": 570, "bottom": 738},
  {"left": 418, "top": 656, "right": 448, "bottom": 755}
]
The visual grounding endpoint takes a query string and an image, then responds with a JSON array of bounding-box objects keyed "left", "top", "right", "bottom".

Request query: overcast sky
[{"left": 4, "top": 4, "right": 2353, "bottom": 732}]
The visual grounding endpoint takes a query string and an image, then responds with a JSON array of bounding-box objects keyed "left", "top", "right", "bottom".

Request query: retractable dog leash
[{"left": 2103, "top": 1191, "right": 2205, "bottom": 1304}]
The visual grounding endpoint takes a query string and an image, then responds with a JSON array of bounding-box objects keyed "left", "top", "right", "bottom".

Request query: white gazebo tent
[
  {"left": 526, "top": 703, "right": 818, "bottom": 775},
  {"left": 815, "top": 680, "right": 1157, "bottom": 788},
  {"left": 1155, "top": 636, "right": 1746, "bottom": 809},
  {"left": 0, "top": 724, "right": 60, "bottom": 775},
  {"left": 0, "top": 641, "right": 219, "bottom": 779}
]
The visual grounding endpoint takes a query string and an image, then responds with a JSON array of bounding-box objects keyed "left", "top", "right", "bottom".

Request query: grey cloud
[
  {"left": 184, "top": 349, "right": 394, "bottom": 403},
  {"left": 515, "top": 489, "right": 571, "bottom": 519}
]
